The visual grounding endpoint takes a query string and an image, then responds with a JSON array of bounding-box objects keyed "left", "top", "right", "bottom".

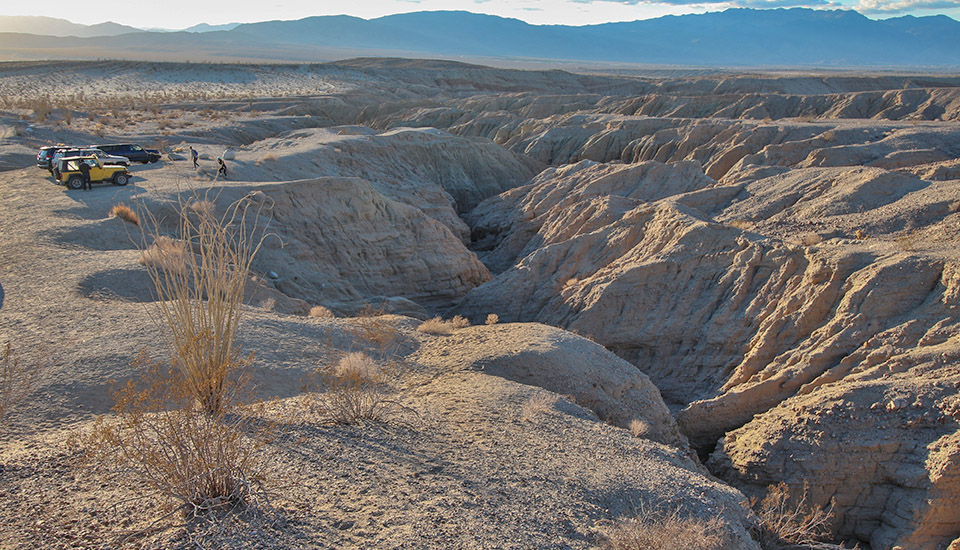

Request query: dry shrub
[
  {"left": 603, "top": 507, "right": 726, "bottom": 550},
  {"left": 0, "top": 343, "right": 39, "bottom": 431},
  {"left": 521, "top": 392, "right": 558, "bottom": 421},
  {"left": 188, "top": 199, "right": 215, "bottom": 218},
  {"left": 140, "top": 236, "right": 188, "bottom": 273},
  {"left": 312, "top": 352, "right": 400, "bottom": 424},
  {"left": 417, "top": 317, "right": 453, "bottom": 335},
  {"left": 259, "top": 297, "right": 276, "bottom": 312},
  {"left": 255, "top": 153, "right": 279, "bottom": 166},
  {"left": 752, "top": 482, "right": 838, "bottom": 550},
  {"left": 110, "top": 203, "right": 139, "bottom": 226},
  {"left": 797, "top": 232, "right": 823, "bottom": 246},
  {"left": 86, "top": 354, "right": 270, "bottom": 516},
  {"left": 349, "top": 305, "right": 401, "bottom": 357},
  {"left": 309, "top": 305, "right": 335, "bottom": 318},
  {"left": 141, "top": 193, "right": 267, "bottom": 415},
  {"left": 629, "top": 418, "right": 652, "bottom": 438},
  {"left": 32, "top": 96, "right": 51, "bottom": 122},
  {"left": 451, "top": 315, "right": 470, "bottom": 329},
  {"left": 485, "top": 313, "right": 499, "bottom": 325},
  {"left": 895, "top": 231, "right": 918, "bottom": 252}
]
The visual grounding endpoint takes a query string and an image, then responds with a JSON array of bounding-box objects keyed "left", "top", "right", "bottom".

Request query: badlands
[{"left": 1, "top": 59, "right": 960, "bottom": 549}]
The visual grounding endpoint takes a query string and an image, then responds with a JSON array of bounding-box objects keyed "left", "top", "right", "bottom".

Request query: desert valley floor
[{"left": 1, "top": 59, "right": 960, "bottom": 549}]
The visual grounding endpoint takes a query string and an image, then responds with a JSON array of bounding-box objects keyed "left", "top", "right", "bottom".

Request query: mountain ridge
[{"left": 0, "top": 8, "right": 958, "bottom": 67}]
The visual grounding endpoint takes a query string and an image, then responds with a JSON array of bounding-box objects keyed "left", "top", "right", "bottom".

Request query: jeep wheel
[
  {"left": 113, "top": 173, "right": 129, "bottom": 186},
  {"left": 66, "top": 176, "right": 84, "bottom": 190}
]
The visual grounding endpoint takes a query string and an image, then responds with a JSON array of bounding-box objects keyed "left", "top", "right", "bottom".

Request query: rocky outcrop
[
  {"left": 455, "top": 157, "right": 960, "bottom": 548},
  {"left": 214, "top": 177, "right": 492, "bottom": 312}
]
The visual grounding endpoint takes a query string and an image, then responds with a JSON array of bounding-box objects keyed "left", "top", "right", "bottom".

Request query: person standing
[
  {"left": 79, "top": 160, "right": 92, "bottom": 191},
  {"left": 190, "top": 146, "right": 199, "bottom": 169},
  {"left": 217, "top": 157, "right": 227, "bottom": 179}
]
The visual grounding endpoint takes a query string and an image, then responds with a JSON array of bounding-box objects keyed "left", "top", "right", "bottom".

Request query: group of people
[
  {"left": 189, "top": 146, "right": 228, "bottom": 179},
  {"left": 78, "top": 146, "right": 227, "bottom": 191}
]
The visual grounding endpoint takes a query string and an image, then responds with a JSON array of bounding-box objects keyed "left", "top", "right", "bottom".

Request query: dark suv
[
  {"left": 91, "top": 143, "right": 162, "bottom": 164},
  {"left": 37, "top": 145, "right": 64, "bottom": 168}
]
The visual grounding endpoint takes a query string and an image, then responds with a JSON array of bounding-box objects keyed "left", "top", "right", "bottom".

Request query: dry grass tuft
[
  {"left": 521, "top": 392, "right": 558, "bottom": 421},
  {"left": 139, "top": 236, "right": 188, "bottom": 273},
  {"left": 603, "top": 507, "right": 726, "bottom": 550},
  {"left": 0, "top": 343, "right": 39, "bottom": 432},
  {"left": 451, "top": 315, "right": 470, "bottom": 329},
  {"left": 752, "top": 482, "right": 838, "bottom": 550},
  {"left": 417, "top": 317, "right": 454, "bottom": 335},
  {"left": 485, "top": 313, "right": 499, "bottom": 325},
  {"left": 311, "top": 352, "right": 401, "bottom": 424},
  {"left": 309, "top": 305, "right": 335, "bottom": 318},
  {"left": 188, "top": 199, "right": 215, "bottom": 218},
  {"left": 109, "top": 203, "right": 140, "bottom": 226},
  {"left": 629, "top": 418, "right": 652, "bottom": 438}
]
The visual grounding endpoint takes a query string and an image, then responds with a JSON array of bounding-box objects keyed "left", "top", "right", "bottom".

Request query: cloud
[{"left": 855, "top": 0, "right": 960, "bottom": 11}]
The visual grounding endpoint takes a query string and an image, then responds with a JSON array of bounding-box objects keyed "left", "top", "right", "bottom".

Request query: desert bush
[
  {"left": 86, "top": 354, "right": 270, "bottom": 515},
  {"left": 140, "top": 235, "right": 188, "bottom": 272},
  {"left": 629, "top": 418, "right": 652, "bottom": 438},
  {"left": 602, "top": 507, "right": 726, "bottom": 550},
  {"left": 417, "top": 317, "right": 453, "bottom": 335},
  {"left": 312, "top": 352, "right": 400, "bottom": 424},
  {"left": 110, "top": 203, "right": 140, "bottom": 226},
  {"left": 485, "top": 313, "right": 499, "bottom": 325},
  {"left": 521, "top": 392, "right": 558, "bottom": 421},
  {"left": 348, "top": 305, "right": 401, "bottom": 358},
  {"left": 309, "top": 305, "right": 335, "bottom": 318},
  {"left": 188, "top": 199, "right": 215, "bottom": 218},
  {"left": 451, "top": 315, "right": 470, "bottom": 329},
  {"left": 0, "top": 343, "right": 38, "bottom": 432},
  {"left": 752, "top": 482, "right": 838, "bottom": 550},
  {"left": 255, "top": 153, "right": 279, "bottom": 166},
  {"left": 141, "top": 194, "right": 266, "bottom": 415},
  {"left": 32, "top": 96, "right": 51, "bottom": 122}
]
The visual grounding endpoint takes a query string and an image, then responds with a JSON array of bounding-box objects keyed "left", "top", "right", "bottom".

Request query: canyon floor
[{"left": 1, "top": 59, "right": 960, "bottom": 549}]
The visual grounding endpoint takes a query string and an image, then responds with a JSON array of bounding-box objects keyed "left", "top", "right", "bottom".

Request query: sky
[{"left": 1, "top": 0, "right": 958, "bottom": 29}]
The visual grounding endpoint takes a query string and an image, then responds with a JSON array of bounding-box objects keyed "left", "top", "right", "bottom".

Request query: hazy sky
[{"left": 1, "top": 0, "right": 958, "bottom": 29}]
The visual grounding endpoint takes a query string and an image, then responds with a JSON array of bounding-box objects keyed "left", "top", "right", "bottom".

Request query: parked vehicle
[
  {"left": 55, "top": 156, "right": 131, "bottom": 190},
  {"left": 50, "top": 148, "right": 129, "bottom": 179},
  {"left": 37, "top": 146, "right": 61, "bottom": 169},
  {"left": 91, "top": 143, "right": 161, "bottom": 164}
]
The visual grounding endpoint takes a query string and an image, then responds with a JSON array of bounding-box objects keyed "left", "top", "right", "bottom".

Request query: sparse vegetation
[
  {"left": 109, "top": 203, "right": 139, "bottom": 226},
  {"left": 521, "top": 392, "right": 558, "bottom": 421},
  {"left": 417, "top": 315, "right": 474, "bottom": 335},
  {"left": 311, "top": 352, "right": 401, "bottom": 424},
  {"left": 602, "top": 507, "right": 726, "bottom": 550},
  {"left": 139, "top": 235, "right": 188, "bottom": 272},
  {"left": 188, "top": 199, "right": 215, "bottom": 218},
  {"left": 752, "top": 482, "right": 839, "bottom": 550},
  {"left": 629, "top": 418, "right": 652, "bottom": 438},
  {"left": 256, "top": 152, "right": 279, "bottom": 166},
  {"left": 485, "top": 313, "right": 499, "bottom": 325},
  {"left": 141, "top": 194, "right": 266, "bottom": 415},
  {"left": 417, "top": 316, "right": 454, "bottom": 335},
  {"left": 309, "top": 305, "right": 335, "bottom": 318},
  {"left": 86, "top": 354, "right": 270, "bottom": 515}
]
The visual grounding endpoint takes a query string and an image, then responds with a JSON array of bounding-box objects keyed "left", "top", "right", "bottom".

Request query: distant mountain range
[{"left": 0, "top": 9, "right": 958, "bottom": 68}]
